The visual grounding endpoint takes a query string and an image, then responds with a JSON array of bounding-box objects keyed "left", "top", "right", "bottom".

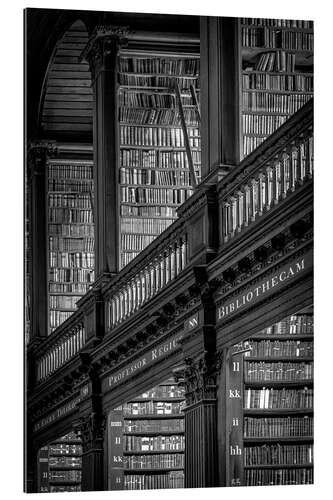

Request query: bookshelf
[
  {"left": 227, "top": 311, "right": 314, "bottom": 487},
  {"left": 240, "top": 18, "right": 313, "bottom": 158},
  {"left": 118, "top": 54, "right": 201, "bottom": 269},
  {"left": 38, "top": 432, "right": 82, "bottom": 493},
  {"left": 109, "top": 378, "right": 186, "bottom": 490},
  {"left": 47, "top": 160, "right": 95, "bottom": 333}
]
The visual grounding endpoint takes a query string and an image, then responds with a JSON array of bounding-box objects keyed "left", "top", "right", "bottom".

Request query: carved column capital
[
  {"left": 27, "top": 141, "right": 58, "bottom": 174},
  {"left": 81, "top": 25, "right": 131, "bottom": 81},
  {"left": 183, "top": 350, "right": 223, "bottom": 406}
]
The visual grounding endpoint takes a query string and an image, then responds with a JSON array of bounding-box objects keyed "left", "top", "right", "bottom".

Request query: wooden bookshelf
[
  {"left": 47, "top": 159, "right": 95, "bottom": 333},
  {"left": 227, "top": 311, "right": 314, "bottom": 487},
  {"left": 117, "top": 54, "right": 201, "bottom": 269},
  {"left": 240, "top": 17, "right": 313, "bottom": 159},
  {"left": 109, "top": 378, "right": 185, "bottom": 490},
  {"left": 38, "top": 432, "right": 82, "bottom": 493}
]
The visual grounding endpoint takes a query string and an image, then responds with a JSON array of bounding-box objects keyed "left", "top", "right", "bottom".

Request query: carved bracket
[
  {"left": 74, "top": 412, "right": 106, "bottom": 450},
  {"left": 183, "top": 350, "right": 223, "bottom": 406}
]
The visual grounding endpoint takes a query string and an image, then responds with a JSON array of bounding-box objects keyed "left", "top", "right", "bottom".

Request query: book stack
[
  {"left": 238, "top": 311, "right": 314, "bottom": 486},
  {"left": 109, "top": 379, "right": 186, "bottom": 490},
  {"left": 240, "top": 18, "right": 313, "bottom": 158},
  {"left": 118, "top": 54, "right": 201, "bottom": 269},
  {"left": 38, "top": 432, "right": 82, "bottom": 492},
  {"left": 47, "top": 160, "right": 95, "bottom": 332}
]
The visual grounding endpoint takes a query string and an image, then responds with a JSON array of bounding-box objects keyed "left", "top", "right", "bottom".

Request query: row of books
[
  {"left": 242, "top": 92, "right": 310, "bottom": 113},
  {"left": 119, "top": 57, "right": 199, "bottom": 76},
  {"left": 119, "top": 107, "right": 199, "bottom": 127},
  {"left": 261, "top": 316, "right": 314, "bottom": 335},
  {"left": 48, "top": 193, "right": 92, "bottom": 209},
  {"left": 244, "top": 388, "right": 313, "bottom": 409},
  {"left": 124, "top": 471, "right": 184, "bottom": 490},
  {"left": 49, "top": 485, "right": 81, "bottom": 492},
  {"left": 120, "top": 187, "right": 192, "bottom": 204},
  {"left": 124, "top": 435, "right": 185, "bottom": 452},
  {"left": 244, "top": 444, "right": 313, "bottom": 466},
  {"left": 48, "top": 456, "right": 81, "bottom": 468},
  {"left": 124, "top": 453, "right": 184, "bottom": 470},
  {"left": 120, "top": 168, "right": 194, "bottom": 187},
  {"left": 49, "top": 295, "right": 81, "bottom": 310},
  {"left": 48, "top": 179, "right": 93, "bottom": 193},
  {"left": 121, "top": 234, "right": 156, "bottom": 252},
  {"left": 245, "top": 340, "right": 313, "bottom": 358},
  {"left": 48, "top": 444, "right": 82, "bottom": 456},
  {"left": 48, "top": 164, "right": 92, "bottom": 180},
  {"left": 48, "top": 208, "right": 93, "bottom": 224},
  {"left": 254, "top": 51, "right": 296, "bottom": 73},
  {"left": 56, "top": 432, "right": 79, "bottom": 442},
  {"left": 119, "top": 73, "right": 199, "bottom": 89},
  {"left": 244, "top": 467, "right": 313, "bottom": 486},
  {"left": 49, "top": 251, "right": 94, "bottom": 269},
  {"left": 140, "top": 385, "right": 184, "bottom": 399},
  {"left": 48, "top": 470, "right": 82, "bottom": 482},
  {"left": 242, "top": 113, "right": 287, "bottom": 135},
  {"left": 120, "top": 124, "right": 200, "bottom": 147},
  {"left": 49, "top": 268, "right": 94, "bottom": 283},
  {"left": 121, "top": 204, "right": 177, "bottom": 218},
  {"left": 123, "top": 401, "right": 185, "bottom": 416},
  {"left": 49, "top": 236, "right": 94, "bottom": 252},
  {"left": 121, "top": 218, "right": 172, "bottom": 235},
  {"left": 242, "top": 27, "right": 313, "bottom": 51},
  {"left": 244, "top": 361, "right": 313, "bottom": 382},
  {"left": 49, "top": 282, "right": 91, "bottom": 293},
  {"left": 120, "top": 149, "right": 201, "bottom": 169},
  {"left": 119, "top": 91, "right": 195, "bottom": 108},
  {"left": 124, "top": 419, "right": 185, "bottom": 434},
  {"left": 243, "top": 416, "right": 313, "bottom": 438},
  {"left": 121, "top": 252, "right": 140, "bottom": 268},
  {"left": 242, "top": 73, "right": 313, "bottom": 92},
  {"left": 49, "top": 310, "right": 73, "bottom": 329},
  {"left": 243, "top": 136, "right": 266, "bottom": 156},
  {"left": 49, "top": 223, "right": 94, "bottom": 238},
  {"left": 241, "top": 18, "right": 313, "bottom": 29}
]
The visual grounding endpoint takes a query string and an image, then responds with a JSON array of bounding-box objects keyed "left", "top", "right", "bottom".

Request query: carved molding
[
  {"left": 81, "top": 25, "right": 131, "bottom": 82},
  {"left": 183, "top": 351, "right": 223, "bottom": 406}
]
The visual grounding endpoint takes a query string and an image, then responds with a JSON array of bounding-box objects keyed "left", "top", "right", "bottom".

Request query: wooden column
[
  {"left": 77, "top": 364, "right": 106, "bottom": 491},
  {"left": 200, "top": 16, "right": 241, "bottom": 176},
  {"left": 28, "top": 143, "right": 56, "bottom": 340},
  {"left": 83, "top": 27, "right": 129, "bottom": 276},
  {"left": 182, "top": 350, "right": 222, "bottom": 488},
  {"left": 24, "top": 418, "right": 38, "bottom": 492}
]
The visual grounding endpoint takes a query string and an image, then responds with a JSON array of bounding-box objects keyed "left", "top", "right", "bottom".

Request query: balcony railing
[
  {"left": 218, "top": 99, "right": 313, "bottom": 244},
  {"left": 105, "top": 225, "right": 189, "bottom": 331},
  {"left": 31, "top": 100, "right": 313, "bottom": 385},
  {"left": 36, "top": 312, "right": 86, "bottom": 383}
]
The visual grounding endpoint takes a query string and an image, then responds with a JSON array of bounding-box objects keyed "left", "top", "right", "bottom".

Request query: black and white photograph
[{"left": 18, "top": 1, "right": 319, "bottom": 496}]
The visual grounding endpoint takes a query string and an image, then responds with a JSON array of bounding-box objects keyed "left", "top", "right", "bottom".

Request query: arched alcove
[{"left": 39, "top": 19, "right": 93, "bottom": 140}]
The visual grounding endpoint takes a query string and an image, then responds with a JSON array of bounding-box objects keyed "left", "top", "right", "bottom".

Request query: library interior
[{"left": 25, "top": 8, "right": 314, "bottom": 492}]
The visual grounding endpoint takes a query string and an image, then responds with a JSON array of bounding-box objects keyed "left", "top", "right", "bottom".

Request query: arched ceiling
[{"left": 39, "top": 19, "right": 93, "bottom": 140}]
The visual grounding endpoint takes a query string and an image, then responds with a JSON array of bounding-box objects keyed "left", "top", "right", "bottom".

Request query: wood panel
[{"left": 41, "top": 20, "right": 93, "bottom": 138}]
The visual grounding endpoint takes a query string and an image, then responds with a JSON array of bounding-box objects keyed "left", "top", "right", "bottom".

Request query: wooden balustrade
[
  {"left": 106, "top": 234, "right": 188, "bottom": 330},
  {"left": 36, "top": 320, "right": 86, "bottom": 382},
  {"left": 219, "top": 100, "right": 313, "bottom": 244}
]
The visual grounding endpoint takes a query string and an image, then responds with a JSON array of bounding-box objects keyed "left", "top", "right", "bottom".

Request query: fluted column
[
  {"left": 182, "top": 351, "right": 222, "bottom": 488},
  {"left": 82, "top": 26, "right": 129, "bottom": 276}
]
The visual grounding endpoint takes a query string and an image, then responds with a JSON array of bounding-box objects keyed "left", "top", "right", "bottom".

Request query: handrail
[
  {"left": 217, "top": 99, "right": 313, "bottom": 243},
  {"left": 34, "top": 310, "right": 86, "bottom": 383},
  {"left": 32, "top": 99, "right": 313, "bottom": 384}
]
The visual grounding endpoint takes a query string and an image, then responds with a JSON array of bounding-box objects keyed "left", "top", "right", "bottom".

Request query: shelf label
[
  {"left": 105, "top": 331, "right": 184, "bottom": 390},
  {"left": 33, "top": 395, "right": 81, "bottom": 432},
  {"left": 109, "top": 409, "right": 124, "bottom": 490},
  {"left": 217, "top": 250, "right": 313, "bottom": 324}
]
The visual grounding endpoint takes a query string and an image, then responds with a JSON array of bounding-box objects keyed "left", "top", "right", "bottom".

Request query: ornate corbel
[{"left": 183, "top": 350, "right": 223, "bottom": 406}]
